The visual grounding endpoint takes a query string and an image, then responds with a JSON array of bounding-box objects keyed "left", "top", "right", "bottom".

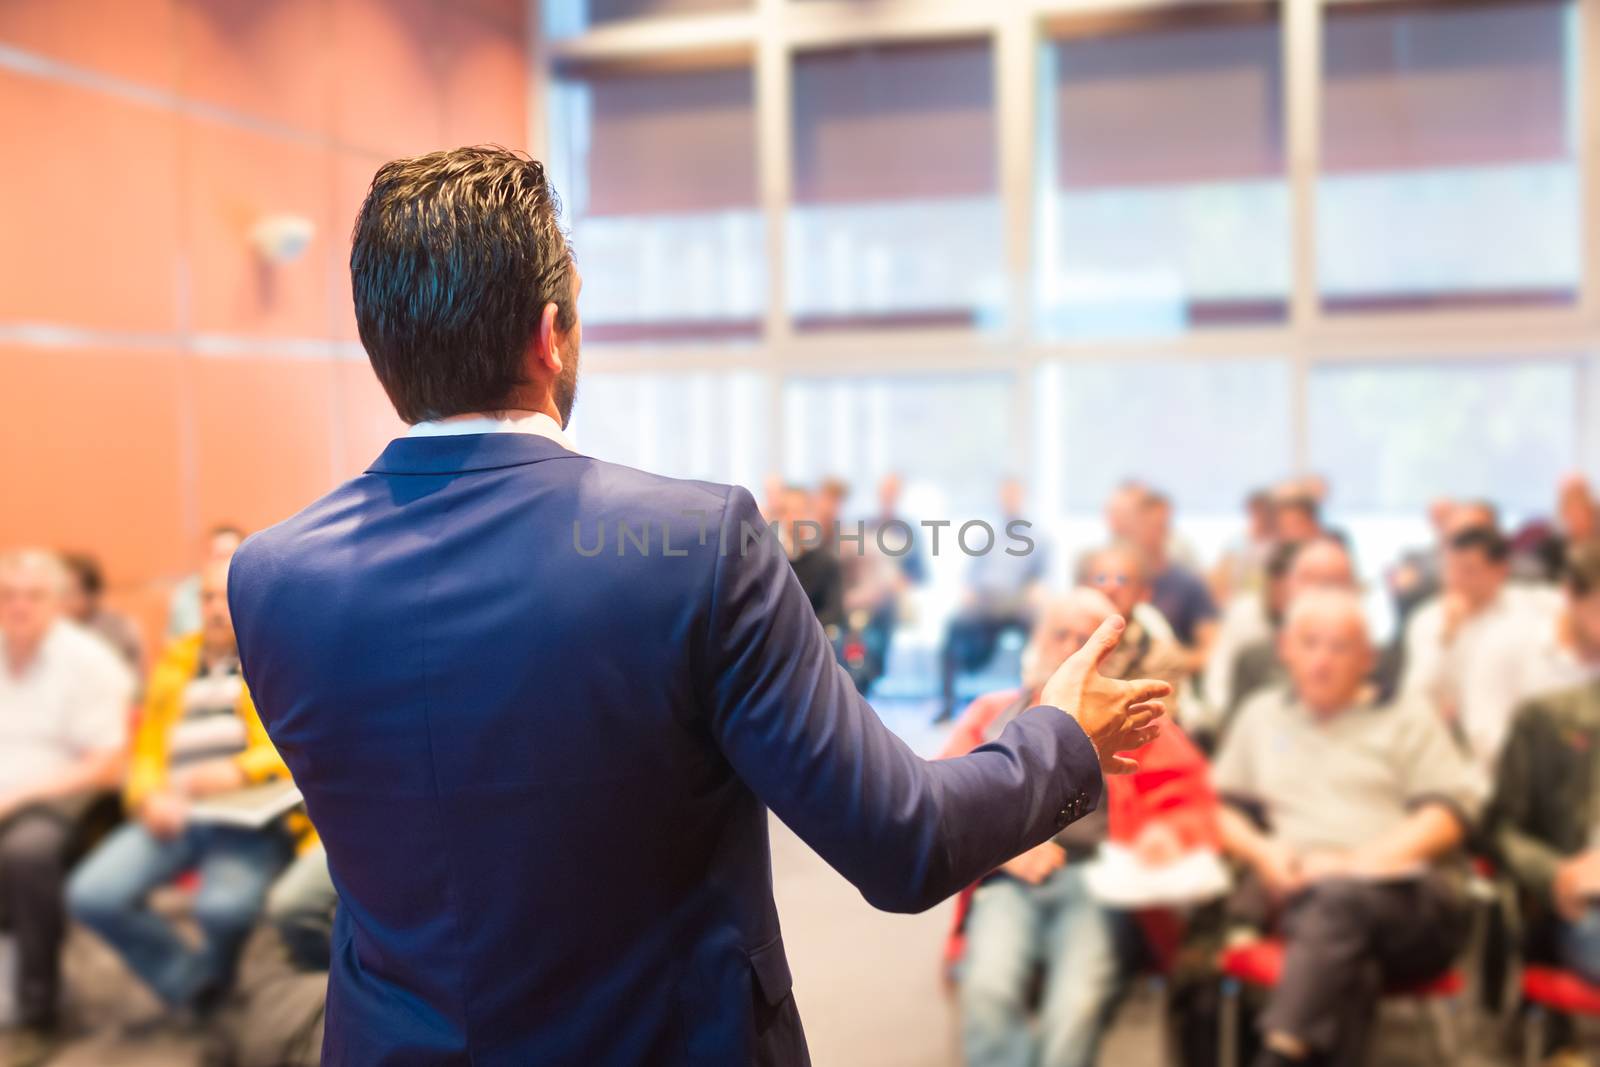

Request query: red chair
[
  {"left": 1217, "top": 938, "right": 1464, "bottom": 1067},
  {"left": 1521, "top": 965, "right": 1600, "bottom": 1067}
]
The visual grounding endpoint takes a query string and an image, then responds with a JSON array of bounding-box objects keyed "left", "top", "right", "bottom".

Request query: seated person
[
  {"left": 1202, "top": 540, "right": 1294, "bottom": 723},
  {"left": 0, "top": 550, "right": 133, "bottom": 1064},
  {"left": 942, "top": 588, "right": 1214, "bottom": 1067},
  {"left": 68, "top": 554, "right": 299, "bottom": 1018},
  {"left": 1131, "top": 490, "right": 1218, "bottom": 677},
  {"left": 1401, "top": 523, "right": 1562, "bottom": 775},
  {"left": 60, "top": 551, "right": 144, "bottom": 674},
  {"left": 266, "top": 842, "right": 337, "bottom": 972},
  {"left": 1488, "top": 548, "right": 1600, "bottom": 990},
  {"left": 1220, "top": 538, "right": 1360, "bottom": 737},
  {"left": 1214, "top": 589, "right": 1481, "bottom": 1067},
  {"left": 940, "top": 479, "right": 1050, "bottom": 721}
]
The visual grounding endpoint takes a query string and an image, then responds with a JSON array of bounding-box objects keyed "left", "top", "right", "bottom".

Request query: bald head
[
  {"left": 1286, "top": 538, "right": 1354, "bottom": 598},
  {"left": 0, "top": 549, "right": 70, "bottom": 660},
  {"left": 1026, "top": 587, "right": 1119, "bottom": 688},
  {"left": 1281, "top": 588, "right": 1372, "bottom": 716}
]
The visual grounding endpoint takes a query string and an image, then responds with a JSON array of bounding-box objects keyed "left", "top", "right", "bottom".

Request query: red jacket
[{"left": 938, "top": 689, "right": 1219, "bottom": 972}]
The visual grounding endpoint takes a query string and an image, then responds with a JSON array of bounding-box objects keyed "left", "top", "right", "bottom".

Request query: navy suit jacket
[{"left": 228, "top": 432, "right": 1103, "bottom": 1066}]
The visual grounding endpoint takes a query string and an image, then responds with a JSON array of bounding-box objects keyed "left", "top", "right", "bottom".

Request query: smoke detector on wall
[{"left": 250, "top": 214, "right": 316, "bottom": 265}]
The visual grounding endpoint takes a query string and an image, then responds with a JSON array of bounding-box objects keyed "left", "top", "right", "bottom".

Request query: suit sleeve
[{"left": 701, "top": 487, "right": 1102, "bottom": 913}]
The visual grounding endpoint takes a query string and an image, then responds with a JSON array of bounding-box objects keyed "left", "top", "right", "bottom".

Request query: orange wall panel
[
  {"left": 2, "top": 0, "right": 529, "bottom": 599},
  {"left": 189, "top": 355, "right": 339, "bottom": 533},
  {"left": 183, "top": 116, "right": 333, "bottom": 338},
  {"left": 441, "top": 9, "right": 528, "bottom": 150},
  {"left": 0, "top": 345, "right": 189, "bottom": 583},
  {"left": 330, "top": 0, "right": 445, "bottom": 158},
  {"left": 177, "top": 0, "right": 333, "bottom": 134},
  {"left": 336, "top": 357, "right": 406, "bottom": 476},
  {"left": 0, "top": 0, "right": 178, "bottom": 90},
  {"left": 330, "top": 151, "right": 388, "bottom": 340},
  {"left": 0, "top": 72, "right": 182, "bottom": 332}
]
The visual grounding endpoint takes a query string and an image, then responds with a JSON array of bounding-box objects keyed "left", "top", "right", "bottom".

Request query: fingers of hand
[
  {"left": 1118, "top": 723, "right": 1162, "bottom": 751},
  {"left": 1119, "top": 677, "right": 1173, "bottom": 704},
  {"left": 1124, "top": 701, "right": 1166, "bottom": 729},
  {"left": 1106, "top": 754, "right": 1140, "bottom": 775},
  {"left": 1071, "top": 614, "right": 1126, "bottom": 671}
]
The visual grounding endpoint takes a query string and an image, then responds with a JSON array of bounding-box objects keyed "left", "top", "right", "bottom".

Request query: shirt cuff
[{"left": 1012, "top": 704, "right": 1104, "bottom": 830}]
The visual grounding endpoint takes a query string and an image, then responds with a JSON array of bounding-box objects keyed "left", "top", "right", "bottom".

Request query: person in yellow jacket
[{"left": 66, "top": 554, "right": 297, "bottom": 1018}]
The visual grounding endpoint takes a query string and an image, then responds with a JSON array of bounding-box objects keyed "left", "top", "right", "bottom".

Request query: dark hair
[
  {"left": 60, "top": 552, "right": 104, "bottom": 598},
  {"left": 350, "top": 146, "right": 575, "bottom": 423},
  {"left": 1448, "top": 524, "right": 1510, "bottom": 563},
  {"left": 1265, "top": 540, "right": 1301, "bottom": 581},
  {"left": 1565, "top": 539, "right": 1600, "bottom": 597}
]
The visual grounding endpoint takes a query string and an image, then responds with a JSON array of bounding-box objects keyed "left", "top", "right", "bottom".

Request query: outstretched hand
[{"left": 1039, "top": 614, "right": 1169, "bottom": 775}]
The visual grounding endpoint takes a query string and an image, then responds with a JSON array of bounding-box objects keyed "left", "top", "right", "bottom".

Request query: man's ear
[{"left": 534, "top": 301, "right": 564, "bottom": 377}]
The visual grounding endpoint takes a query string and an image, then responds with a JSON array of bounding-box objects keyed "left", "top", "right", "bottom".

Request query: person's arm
[
  {"left": 1346, "top": 699, "right": 1480, "bottom": 876},
  {"left": 702, "top": 488, "right": 1165, "bottom": 914},
  {"left": 0, "top": 748, "right": 124, "bottom": 818},
  {"left": 1488, "top": 702, "right": 1570, "bottom": 905},
  {"left": 1348, "top": 804, "right": 1464, "bottom": 876}
]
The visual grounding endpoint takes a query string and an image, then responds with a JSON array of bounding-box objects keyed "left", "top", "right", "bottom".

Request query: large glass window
[
  {"left": 1319, "top": 0, "right": 1580, "bottom": 311},
  {"left": 781, "top": 373, "right": 1017, "bottom": 519},
  {"left": 1038, "top": 12, "right": 1289, "bottom": 338},
  {"left": 569, "top": 370, "right": 771, "bottom": 491},
  {"left": 789, "top": 40, "right": 1004, "bottom": 331},
  {"left": 548, "top": 64, "right": 765, "bottom": 343},
  {"left": 1035, "top": 358, "right": 1293, "bottom": 566},
  {"left": 545, "top": 0, "right": 750, "bottom": 39},
  {"left": 1308, "top": 359, "right": 1578, "bottom": 517}
]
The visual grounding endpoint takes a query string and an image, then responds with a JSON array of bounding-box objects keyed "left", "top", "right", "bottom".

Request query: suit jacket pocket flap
[{"left": 747, "top": 939, "right": 792, "bottom": 1006}]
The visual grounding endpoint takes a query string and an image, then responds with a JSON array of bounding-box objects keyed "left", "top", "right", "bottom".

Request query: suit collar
[{"left": 366, "top": 432, "right": 580, "bottom": 475}]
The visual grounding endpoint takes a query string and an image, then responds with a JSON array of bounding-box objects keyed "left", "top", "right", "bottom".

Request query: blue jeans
[
  {"left": 959, "top": 864, "right": 1130, "bottom": 1067},
  {"left": 1561, "top": 905, "right": 1600, "bottom": 986},
  {"left": 67, "top": 821, "right": 290, "bottom": 1008}
]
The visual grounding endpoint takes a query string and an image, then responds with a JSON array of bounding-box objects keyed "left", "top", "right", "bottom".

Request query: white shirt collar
[{"left": 405, "top": 411, "right": 577, "bottom": 452}]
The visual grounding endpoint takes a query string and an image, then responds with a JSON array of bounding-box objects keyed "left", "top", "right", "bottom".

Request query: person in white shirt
[
  {"left": 1217, "top": 589, "right": 1479, "bottom": 1067},
  {"left": 1508, "top": 538, "right": 1600, "bottom": 705},
  {"left": 0, "top": 549, "right": 133, "bottom": 1057},
  {"left": 1401, "top": 524, "right": 1562, "bottom": 776}
]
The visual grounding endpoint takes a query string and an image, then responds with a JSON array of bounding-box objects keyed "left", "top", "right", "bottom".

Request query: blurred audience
[
  {"left": 1400, "top": 522, "right": 1562, "bottom": 774},
  {"left": 59, "top": 552, "right": 143, "bottom": 674},
  {"left": 166, "top": 525, "right": 244, "bottom": 641},
  {"left": 17, "top": 452, "right": 1600, "bottom": 1064},
  {"left": 1128, "top": 490, "right": 1217, "bottom": 677},
  {"left": 1209, "top": 489, "right": 1275, "bottom": 606},
  {"left": 941, "top": 587, "right": 1209, "bottom": 1067},
  {"left": 780, "top": 485, "right": 844, "bottom": 631},
  {"left": 1214, "top": 589, "right": 1480, "bottom": 1067},
  {"left": 1215, "top": 538, "right": 1363, "bottom": 739},
  {"left": 939, "top": 479, "right": 1049, "bottom": 721},
  {"left": 0, "top": 550, "right": 133, "bottom": 1062},
  {"left": 68, "top": 554, "right": 295, "bottom": 1023}
]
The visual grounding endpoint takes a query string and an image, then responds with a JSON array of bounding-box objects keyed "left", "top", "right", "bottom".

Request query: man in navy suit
[{"left": 227, "top": 147, "right": 1168, "bottom": 1067}]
